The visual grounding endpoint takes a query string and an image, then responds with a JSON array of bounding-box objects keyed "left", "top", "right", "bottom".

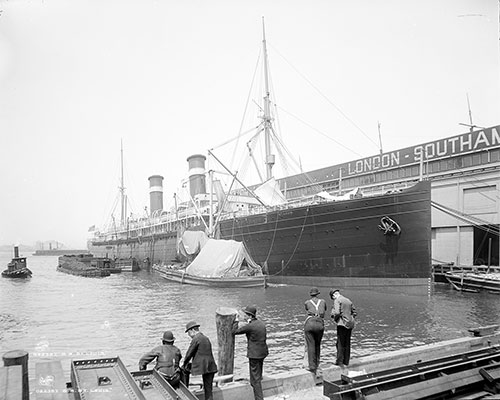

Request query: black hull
[
  {"left": 219, "top": 180, "right": 431, "bottom": 281},
  {"left": 89, "top": 181, "right": 431, "bottom": 291},
  {"left": 1, "top": 269, "right": 32, "bottom": 278}
]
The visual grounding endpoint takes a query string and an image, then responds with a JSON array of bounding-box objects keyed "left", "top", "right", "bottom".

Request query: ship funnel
[
  {"left": 148, "top": 175, "right": 164, "bottom": 214},
  {"left": 187, "top": 154, "right": 207, "bottom": 197},
  {"left": 14, "top": 246, "right": 19, "bottom": 258}
]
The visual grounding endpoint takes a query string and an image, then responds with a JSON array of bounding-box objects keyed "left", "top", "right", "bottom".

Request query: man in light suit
[
  {"left": 330, "top": 289, "right": 356, "bottom": 367},
  {"left": 183, "top": 321, "right": 218, "bottom": 400},
  {"left": 233, "top": 305, "right": 269, "bottom": 400}
]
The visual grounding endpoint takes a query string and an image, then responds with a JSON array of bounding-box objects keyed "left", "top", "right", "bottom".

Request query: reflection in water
[{"left": 1, "top": 251, "right": 500, "bottom": 381}]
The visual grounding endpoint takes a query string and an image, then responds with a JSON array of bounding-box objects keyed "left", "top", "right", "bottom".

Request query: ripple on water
[{"left": 2, "top": 254, "right": 500, "bottom": 379}]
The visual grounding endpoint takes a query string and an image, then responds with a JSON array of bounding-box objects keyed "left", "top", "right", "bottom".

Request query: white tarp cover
[
  {"left": 185, "top": 239, "right": 263, "bottom": 278},
  {"left": 254, "top": 178, "right": 287, "bottom": 206},
  {"left": 178, "top": 231, "right": 209, "bottom": 258},
  {"left": 316, "top": 187, "right": 361, "bottom": 201}
]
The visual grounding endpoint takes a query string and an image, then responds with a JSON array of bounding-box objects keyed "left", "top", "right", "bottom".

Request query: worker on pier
[
  {"left": 330, "top": 289, "right": 356, "bottom": 367},
  {"left": 183, "top": 321, "right": 218, "bottom": 400},
  {"left": 139, "top": 330, "right": 182, "bottom": 388},
  {"left": 233, "top": 305, "right": 269, "bottom": 400},
  {"left": 304, "top": 287, "right": 327, "bottom": 375}
]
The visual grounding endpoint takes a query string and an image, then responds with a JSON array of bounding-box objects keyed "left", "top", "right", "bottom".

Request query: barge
[{"left": 57, "top": 254, "right": 112, "bottom": 278}]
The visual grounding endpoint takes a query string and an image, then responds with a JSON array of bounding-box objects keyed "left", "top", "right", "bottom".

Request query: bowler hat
[
  {"left": 242, "top": 305, "right": 257, "bottom": 318},
  {"left": 185, "top": 321, "right": 200, "bottom": 333},
  {"left": 309, "top": 287, "right": 320, "bottom": 296},
  {"left": 162, "top": 331, "right": 175, "bottom": 343},
  {"left": 329, "top": 288, "right": 340, "bottom": 298}
]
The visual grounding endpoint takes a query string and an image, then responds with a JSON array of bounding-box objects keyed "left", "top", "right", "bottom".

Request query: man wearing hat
[
  {"left": 139, "top": 330, "right": 182, "bottom": 388},
  {"left": 232, "top": 305, "right": 268, "bottom": 400},
  {"left": 183, "top": 321, "right": 218, "bottom": 400},
  {"left": 304, "top": 287, "right": 327, "bottom": 375},
  {"left": 330, "top": 289, "right": 357, "bottom": 367}
]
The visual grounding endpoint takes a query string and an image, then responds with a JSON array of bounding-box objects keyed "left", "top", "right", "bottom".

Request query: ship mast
[
  {"left": 262, "top": 17, "right": 275, "bottom": 180},
  {"left": 119, "top": 139, "right": 126, "bottom": 226}
]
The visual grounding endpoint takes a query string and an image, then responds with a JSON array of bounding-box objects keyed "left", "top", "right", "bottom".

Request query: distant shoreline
[
  {"left": 33, "top": 249, "right": 89, "bottom": 256},
  {"left": 0, "top": 244, "right": 35, "bottom": 252}
]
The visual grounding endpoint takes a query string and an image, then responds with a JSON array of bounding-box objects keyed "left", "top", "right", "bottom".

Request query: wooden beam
[
  {"left": 215, "top": 307, "right": 237, "bottom": 379},
  {"left": 35, "top": 361, "right": 68, "bottom": 400},
  {"left": 0, "top": 365, "right": 22, "bottom": 400},
  {"left": 364, "top": 367, "right": 485, "bottom": 400},
  {"left": 2, "top": 351, "right": 28, "bottom": 400}
]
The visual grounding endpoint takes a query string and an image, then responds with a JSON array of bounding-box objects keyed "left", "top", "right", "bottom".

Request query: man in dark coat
[
  {"left": 232, "top": 305, "right": 269, "bottom": 400},
  {"left": 183, "top": 321, "right": 218, "bottom": 400},
  {"left": 330, "top": 289, "right": 356, "bottom": 367},
  {"left": 139, "top": 330, "right": 182, "bottom": 388}
]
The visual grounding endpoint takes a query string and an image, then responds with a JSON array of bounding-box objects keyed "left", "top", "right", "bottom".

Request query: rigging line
[
  {"left": 269, "top": 126, "right": 301, "bottom": 171},
  {"left": 266, "top": 54, "right": 285, "bottom": 145},
  {"left": 269, "top": 125, "right": 314, "bottom": 181},
  {"left": 108, "top": 191, "right": 121, "bottom": 222},
  {"left": 244, "top": 130, "right": 264, "bottom": 182},
  {"left": 269, "top": 43, "right": 380, "bottom": 149},
  {"left": 474, "top": 233, "right": 491, "bottom": 260},
  {"left": 274, "top": 141, "right": 292, "bottom": 177},
  {"left": 271, "top": 207, "right": 310, "bottom": 276},
  {"left": 431, "top": 201, "right": 500, "bottom": 235},
  {"left": 265, "top": 211, "right": 280, "bottom": 264},
  {"left": 419, "top": 155, "right": 500, "bottom": 203},
  {"left": 229, "top": 48, "right": 263, "bottom": 168},
  {"left": 276, "top": 104, "right": 364, "bottom": 158},
  {"left": 211, "top": 125, "right": 261, "bottom": 151},
  {"left": 213, "top": 177, "right": 237, "bottom": 229}
]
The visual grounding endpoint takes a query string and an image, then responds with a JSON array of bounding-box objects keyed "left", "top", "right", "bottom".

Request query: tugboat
[{"left": 1, "top": 246, "right": 32, "bottom": 278}]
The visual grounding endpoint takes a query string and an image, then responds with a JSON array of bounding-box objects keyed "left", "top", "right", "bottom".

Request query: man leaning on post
[{"left": 232, "top": 305, "right": 269, "bottom": 400}]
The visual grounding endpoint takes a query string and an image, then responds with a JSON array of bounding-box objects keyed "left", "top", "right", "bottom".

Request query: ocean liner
[{"left": 88, "top": 21, "right": 432, "bottom": 290}]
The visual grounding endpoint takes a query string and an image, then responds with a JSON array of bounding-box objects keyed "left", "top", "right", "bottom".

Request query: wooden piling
[
  {"left": 2, "top": 350, "right": 29, "bottom": 400},
  {"left": 216, "top": 307, "right": 237, "bottom": 379}
]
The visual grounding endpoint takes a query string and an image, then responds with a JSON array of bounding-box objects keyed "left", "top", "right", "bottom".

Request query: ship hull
[
  {"left": 89, "top": 181, "right": 431, "bottom": 292},
  {"left": 153, "top": 264, "right": 267, "bottom": 288}
]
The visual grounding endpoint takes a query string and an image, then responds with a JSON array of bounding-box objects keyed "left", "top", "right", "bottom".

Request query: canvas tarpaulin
[
  {"left": 178, "top": 231, "right": 209, "bottom": 259},
  {"left": 185, "top": 238, "right": 263, "bottom": 278},
  {"left": 254, "top": 177, "right": 287, "bottom": 206}
]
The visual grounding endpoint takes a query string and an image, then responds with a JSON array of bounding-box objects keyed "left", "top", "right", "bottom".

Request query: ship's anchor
[{"left": 378, "top": 216, "right": 401, "bottom": 236}]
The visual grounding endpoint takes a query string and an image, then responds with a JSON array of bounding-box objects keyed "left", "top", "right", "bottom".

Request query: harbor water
[{"left": 1, "top": 251, "right": 500, "bottom": 382}]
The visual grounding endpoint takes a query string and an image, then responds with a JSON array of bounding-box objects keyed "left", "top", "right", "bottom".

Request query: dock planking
[
  {"left": 0, "top": 365, "right": 23, "bottom": 400},
  {"left": 34, "top": 360, "right": 69, "bottom": 400}
]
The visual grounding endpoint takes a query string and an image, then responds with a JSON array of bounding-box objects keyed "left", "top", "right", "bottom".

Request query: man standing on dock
[
  {"left": 183, "top": 321, "right": 218, "bottom": 400},
  {"left": 330, "top": 289, "right": 356, "bottom": 367},
  {"left": 233, "top": 305, "right": 269, "bottom": 400},
  {"left": 304, "top": 287, "right": 327, "bottom": 375}
]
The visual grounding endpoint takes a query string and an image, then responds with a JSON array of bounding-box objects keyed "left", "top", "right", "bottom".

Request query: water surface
[{"left": 1, "top": 251, "right": 499, "bottom": 381}]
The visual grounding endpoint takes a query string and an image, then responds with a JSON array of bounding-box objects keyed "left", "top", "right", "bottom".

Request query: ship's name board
[{"left": 345, "top": 126, "right": 500, "bottom": 176}]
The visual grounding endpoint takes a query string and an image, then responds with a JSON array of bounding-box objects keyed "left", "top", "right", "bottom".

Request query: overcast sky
[{"left": 0, "top": 0, "right": 499, "bottom": 248}]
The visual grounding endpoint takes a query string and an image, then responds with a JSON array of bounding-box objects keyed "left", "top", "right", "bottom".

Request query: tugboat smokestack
[
  {"left": 187, "top": 154, "right": 207, "bottom": 197},
  {"left": 148, "top": 175, "right": 164, "bottom": 214},
  {"left": 14, "top": 246, "right": 19, "bottom": 258}
]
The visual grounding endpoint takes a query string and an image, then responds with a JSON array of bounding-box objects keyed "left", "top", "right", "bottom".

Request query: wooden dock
[{"left": 3, "top": 325, "right": 500, "bottom": 399}]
